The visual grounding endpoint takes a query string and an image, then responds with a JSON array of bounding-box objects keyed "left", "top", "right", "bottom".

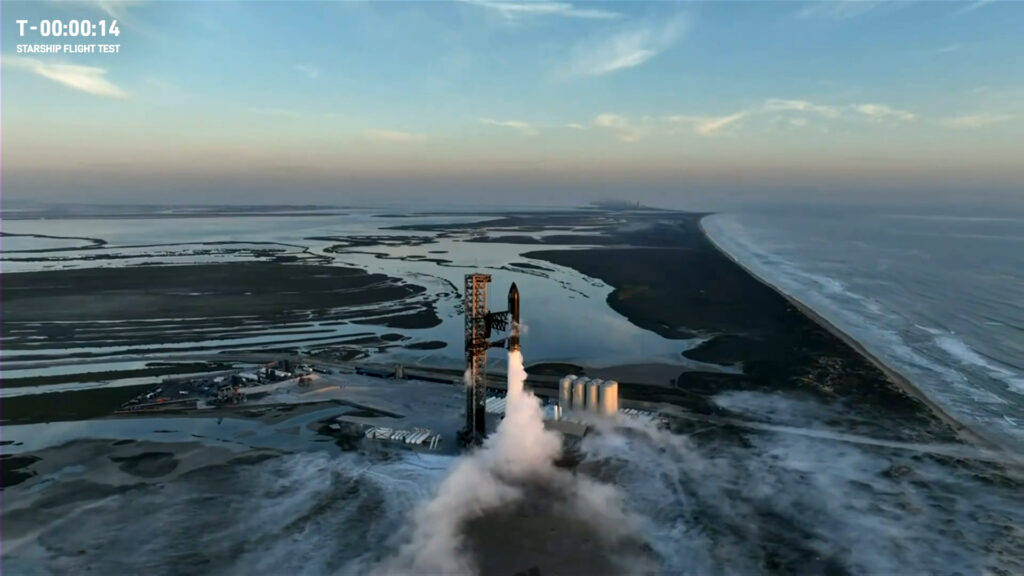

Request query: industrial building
[{"left": 559, "top": 375, "right": 619, "bottom": 416}]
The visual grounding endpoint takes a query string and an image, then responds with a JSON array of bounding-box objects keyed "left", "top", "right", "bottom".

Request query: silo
[
  {"left": 572, "top": 377, "right": 587, "bottom": 412},
  {"left": 560, "top": 375, "right": 575, "bottom": 412},
  {"left": 600, "top": 380, "right": 619, "bottom": 415},
  {"left": 587, "top": 379, "right": 602, "bottom": 412}
]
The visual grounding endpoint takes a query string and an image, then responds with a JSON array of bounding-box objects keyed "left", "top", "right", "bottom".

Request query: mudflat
[{"left": 1, "top": 262, "right": 436, "bottom": 324}]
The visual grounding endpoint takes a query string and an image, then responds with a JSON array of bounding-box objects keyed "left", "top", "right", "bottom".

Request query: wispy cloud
[
  {"left": 934, "top": 43, "right": 962, "bottom": 54},
  {"left": 795, "top": 1, "right": 882, "bottom": 20},
  {"left": 95, "top": 0, "right": 140, "bottom": 20},
  {"left": 479, "top": 118, "right": 538, "bottom": 135},
  {"left": 853, "top": 103, "right": 915, "bottom": 121},
  {"left": 563, "top": 16, "right": 687, "bottom": 77},
  {"left": 91, "top": 1, "right": 157, "bottom": 38},
  {"left": 762, "top": 98, "right": 914, "bottom": 123},
  {"left": 593, "top": 113, "right": 646, "bottom": 142},
  {"left": 665, "top": 112, "right": 748, "bottom": 136},
  {"left": 763, "top": 98, "right": 840, "bottom": 118},
  {"left": 952, "top": 0, "right": 994, "bottom": 16},
  {"left": 942, "top": 113, "right": 1014, "bottom": 128},
  {"left": 593, "top": 96, "right": 917, "bottom": 143},
  {"left": 362, "top": 129, "right": 427, "bottom": 143},
  {"left": 4, "top": 56, "right": 127, "bottom": 98},
  {"left": 461, "top": 0, "right": 621, "bottom": 20},
  {"left": 294, "top": 63, "right": 321, "bottom": 79},
  {"left": 565, "top": 123, "right": 587, "bottom": 130}
]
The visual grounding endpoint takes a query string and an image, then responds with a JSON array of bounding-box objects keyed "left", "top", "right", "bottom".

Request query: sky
[{"left": 2, "top": 0, "right": 1022, "bottom": 209}]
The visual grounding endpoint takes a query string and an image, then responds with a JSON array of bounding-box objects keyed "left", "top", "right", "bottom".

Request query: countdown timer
[
  {"left": 15, "top": 19, "right": 122, "bottom": 55},
  {"left": 16, "top": 19, "right": 121, "bottom": 37}
]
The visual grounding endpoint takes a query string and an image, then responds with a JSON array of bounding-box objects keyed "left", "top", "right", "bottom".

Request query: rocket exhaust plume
[
  {"left": 379, "top": 350, "right": 644, "bottom": 575},
  {"left": 378, "top": 351, "right": 561, "bottom": 574}
]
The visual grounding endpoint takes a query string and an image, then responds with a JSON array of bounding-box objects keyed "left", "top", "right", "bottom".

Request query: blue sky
[{"left": 2, "top": 1, "right": 1022, "bottom": 208}]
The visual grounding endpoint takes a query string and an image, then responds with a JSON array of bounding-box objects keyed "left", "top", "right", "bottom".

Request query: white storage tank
[
  {"left": 586, "top": 379, "right": 602, "bottom": 412},
  {"left": 559, "top": 376, "right": 576, "bottom": 411},
  {"left": 600, "top": 380, "right": 619, "bottom": 415},
  {"left": 572, "top": 377, "right": 587, "bottom": 411}
]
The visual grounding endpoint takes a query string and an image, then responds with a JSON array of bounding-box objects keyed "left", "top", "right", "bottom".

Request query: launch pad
[{"left": 459, "top": 273, "right": 520, "bottom": 447}]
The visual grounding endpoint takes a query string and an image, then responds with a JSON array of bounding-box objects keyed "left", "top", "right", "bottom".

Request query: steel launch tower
[{"left": 459, "top": 273, "right": 520, "bottom": 447}]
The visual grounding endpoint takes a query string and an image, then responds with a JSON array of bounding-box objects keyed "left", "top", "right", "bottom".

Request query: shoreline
[{"left": 698, "top": 216, "right": 997, "bottom": 450}]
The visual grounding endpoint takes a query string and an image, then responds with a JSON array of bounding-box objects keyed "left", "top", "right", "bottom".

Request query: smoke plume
[
  {"left": 577, "top": 392, "right": 1024, "bottom": 575},
  {"left": 377, "top": 351, "right": 641, "bottom": 575}
]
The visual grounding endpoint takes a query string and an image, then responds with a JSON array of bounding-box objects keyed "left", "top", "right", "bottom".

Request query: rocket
[{"left": 508, "top": 282, "right": 520, "bottom": 352}]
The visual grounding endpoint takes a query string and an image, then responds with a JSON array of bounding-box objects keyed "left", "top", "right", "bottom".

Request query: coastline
[{"left": 698, "top": 216, "right": 996, "bottom": 450}]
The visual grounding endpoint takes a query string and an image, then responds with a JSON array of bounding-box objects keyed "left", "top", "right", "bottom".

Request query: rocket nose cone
[{"left": 509, "top": 282, "right": 518, "bottom": 295}]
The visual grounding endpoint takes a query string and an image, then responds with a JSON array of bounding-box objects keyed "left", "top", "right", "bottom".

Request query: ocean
[{"left": 703, "top": 208, "right": 1024, "bottom": 452}]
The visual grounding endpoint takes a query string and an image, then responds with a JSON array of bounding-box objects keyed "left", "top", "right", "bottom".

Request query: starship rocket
[{"left": 508, "top": 282, "right": 520, "bottom": 352}]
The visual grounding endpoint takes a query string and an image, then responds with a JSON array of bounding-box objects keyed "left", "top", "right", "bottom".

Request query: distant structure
[
  {"left": 589, "top": 199, "right": 647, "bottom": 210},
  {"left": 459, "top": 273, "right": 522, "bottom": 447},
  {"left": 559, "top": 375, "right": 619, "bottom": 416}
]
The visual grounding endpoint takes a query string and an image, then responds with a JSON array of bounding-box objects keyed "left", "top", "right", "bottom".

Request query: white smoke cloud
[
  {"left": 9, "top": 390, "right": 1019, "bottom": 575},
  {"left": 578, "top": 393, "right": 1024, "bottom": 575},
  {"left": 377, "top": 351, "right": 562, "bottom": 574},
  {"left": 378, "top": 351, "right": 642, "bottom": 575}
]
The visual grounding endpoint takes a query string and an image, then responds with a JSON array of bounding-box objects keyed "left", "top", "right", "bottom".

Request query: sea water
[{"left": 702, "top": 208, "right": 1024, "bottom": 451}]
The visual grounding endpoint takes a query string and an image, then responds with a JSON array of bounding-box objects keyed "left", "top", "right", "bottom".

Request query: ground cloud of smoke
[
  {"left": 10, "top": 386, "right": 1018, "bottom": 575},
  {"left": 378, "top": 364, "right": 1022, "bottom": 576},
  {"left": 378, "top": 351, "right": 641, "bottom": 575},
  {"left": 580, "top": 393, "right": 1024, "bottom": 576}
]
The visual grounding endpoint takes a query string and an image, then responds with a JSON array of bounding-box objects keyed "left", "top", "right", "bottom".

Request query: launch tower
[{"left": 459, "top": 273, "right": 521, "bottom": 447}]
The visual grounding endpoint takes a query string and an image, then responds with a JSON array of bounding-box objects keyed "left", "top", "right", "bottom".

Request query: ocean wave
[{"left": 702, "top": 212, "right": 1024, "bottom": 450}]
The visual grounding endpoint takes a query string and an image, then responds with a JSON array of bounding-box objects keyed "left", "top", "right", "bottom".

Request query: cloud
[
  {"left": 565, "top": 123, "right": 587, "bottom": 130},
  {"left": 853, "top": 103, "right": 915, "bottom": 121},
  {"left": 942, "top": 113, "right": 1014, "bottom": 128},
  {"left": 3, "top": 56, "right": 127, "bottom": 98},
  {"left": 665, "top": 112, "right": 748, "bottom": 136},
  {"left": 696, "top": 112, "right": 748, "bottom": 135},
  {"left": 952, "top": 0, "right": 994, "bottom": 16},
  {"left": 461, "top": 0, "right": 621, "bottom": 20},
  {"left": 564, "top": 16, "right": 687, "bottom": 77},
  {"left": 94, "top": 0, "right": 140, "bottom": 20},
  {"left": 763, "top": 98, "right": 840, "bottom": 118},
  {"left": 593, "top": 113, "right": 646, "bottom": 142},
  {"left": 294, "top": 63, "right": 320, "bottom": 79},
  {"left": 593, "top": 97, "right": 917, "bottom": 143},
  {"left": 763, "top": 98, "right": 915, "bottom": 123},
  {"left": 795, "top": 1, "right": 882, "bottom": 20},
  {"left": 594, "top": 113, "right": 629, "bottom": 129},
  {"left": 479, "top": 118, "right": 538, "bottom": 136},
  {"left": 361, "top": 129, "right": 427, "bottom": 143},
  {"left": 934, "top": 43, "right": 962, "bottom": 54},
  {"left": 91, "top": 1, "right": 159, "bottom": 38}
]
